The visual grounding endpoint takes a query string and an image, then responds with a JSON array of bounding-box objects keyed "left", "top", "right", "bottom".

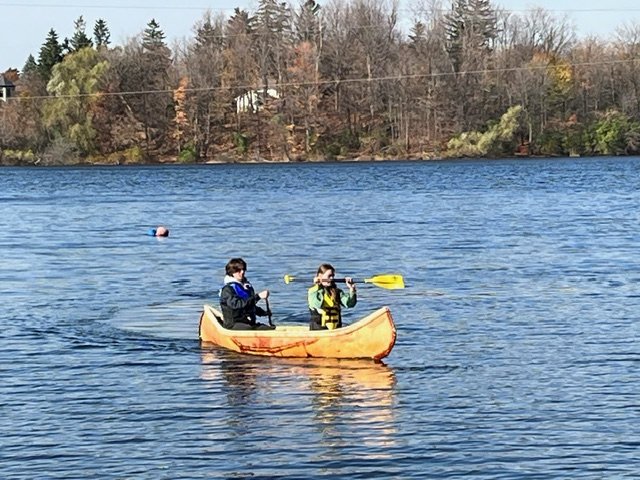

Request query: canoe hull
[{"left": 199, "top": 305, "right": 396, "bottom": 360}]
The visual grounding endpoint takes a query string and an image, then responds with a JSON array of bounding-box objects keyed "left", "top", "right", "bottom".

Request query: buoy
[{"left": 147, "top": 226, "right": 169, "bottom": 237}]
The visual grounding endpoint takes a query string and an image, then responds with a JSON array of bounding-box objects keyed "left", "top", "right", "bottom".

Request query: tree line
[{"left": 2, "top": 0, "right": 640, "bottom": 165}]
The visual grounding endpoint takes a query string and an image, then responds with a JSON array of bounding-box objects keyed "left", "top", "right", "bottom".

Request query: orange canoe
[{"left": 199, "top": 305, "right": 396, "bottom": 360}]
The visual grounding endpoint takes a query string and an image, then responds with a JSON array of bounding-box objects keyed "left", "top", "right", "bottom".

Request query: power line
[
  {"left": 7, "top": 57, "right": 640, "bottom": 103},
  {"left": 0, "top": 2, "right": 237, "bottom": 10},
  {"left": 3, "top": 3, "right": 637, "bottom": 44},
  {"left": 2, "top": 2, "right": 640, "bottom": 14}
]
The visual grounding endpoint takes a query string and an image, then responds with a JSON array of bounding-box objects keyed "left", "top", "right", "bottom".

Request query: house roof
[{"left": 0, "top": 74, "right": 16, "bottom": 88}]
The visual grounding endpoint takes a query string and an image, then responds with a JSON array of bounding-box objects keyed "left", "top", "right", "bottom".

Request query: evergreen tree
[
  {"left": 22, "top": 54, "right": 38, "bottom": 77},
  {"left": 444, "top": 0, "right": 467, "bottom": 72},
  {"left": 140, "top": 18, "right": 172, "bottom": 83},
  {"left": 194, "top": 13, "right": 224, "bottom": 51},
  {"left": 467, "top": 0, "right": 497, "bottom": 48},
  {"left": 187, "top": 11, "right": 229, "bottom": 159},
  {"left": 256, "top": 0, "right": 292, "bottom": 41},
  {"left": 226, "top": 8, "right": 254, "bottom": 38},
  {"left": 37, "top": 28, "right": 64, "bottom": 81},
  {"left": 94, "top": 19, "right": 111, "bottom": 48},
  {"left": 61, "top": 38, "right": 71, "bottom": 55},
  {"left": 255, "top": 0, "right": 292, "bottom": 86},
  {"left": 444, "top": 0, "right": 496, "bottom": 71},
  {"left": 143, "top": 19, "right": 167, "bottom": 50},
  {"left": 70, "top": 16, "right": 93, "bottom": 52},
  {"left": 294, "top": 0, "right": 321, "bottom": 43},
  {"left": 408, "top": 21, "right": 428, "bottom": 51},
  {"left": 224, "top": 8, "right": 257, "bottom": 93},
  {"left": 138, "top": 20, "right": 174, "bottom": 155}
]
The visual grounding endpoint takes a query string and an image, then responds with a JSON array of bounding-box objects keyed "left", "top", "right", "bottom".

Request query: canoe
[{"left": 199, "top": 305, "right": 396, "bottom": 360}]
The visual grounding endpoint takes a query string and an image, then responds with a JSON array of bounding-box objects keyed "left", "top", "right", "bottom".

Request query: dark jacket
[{"left": 219, "top": 278, "right": 267, "bottom": 330}]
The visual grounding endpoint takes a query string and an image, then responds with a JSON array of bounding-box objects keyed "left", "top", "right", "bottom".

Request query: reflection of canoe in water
[
  {"left": 199, "top": 305, "right": 396, "bottom": 360},
  {"left": 198, "top": 353, "right": 398, "bottom": 450}
]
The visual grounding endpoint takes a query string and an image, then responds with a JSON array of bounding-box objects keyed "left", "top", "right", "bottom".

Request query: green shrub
[
  {"left": 0, "top": 149, "right": 37, "bottom": 164},
  {"left": 178, "top": 143, "right": 197, "bottom": 163},
  {"left": 535, "top": 130, "right": 564, "bottom": 156},
  {"left": 123, "top": 146, "right": 143, "bottom": 163},
  {"left": 233, "top": 132, "right": 250, "bottom": 154},
  {"left": 315, "top": 129, "right": 360, "bottom": 158},
  {"left": 446, "top": 105, "right": 523, "bottom": 157},
  {"left": 323, "top": 143, "right": 341, "bottom": 159},
  {"left": 562, "top": 126, "right": 585, "bottom": 156},
  {"left": 591, "top": 110, "right": 640, "bottom": 155}
]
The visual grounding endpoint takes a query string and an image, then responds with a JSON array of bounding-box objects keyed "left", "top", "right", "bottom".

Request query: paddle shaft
[
  {"left": 265, "top": 298, "right": 274, "bottom": 326},
  {"left": 334, "top": 278, "right": 355, "bottom": 284},
  {"left": 284, "top": 273, "right": 404, "bottom": 289}
]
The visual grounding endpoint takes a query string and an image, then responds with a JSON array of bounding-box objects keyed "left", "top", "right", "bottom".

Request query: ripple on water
[{"left": 3, "top": 160, "right": 640, "bottom": 478}]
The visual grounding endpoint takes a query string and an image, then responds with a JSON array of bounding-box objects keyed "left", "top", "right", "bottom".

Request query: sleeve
[
  {"left": 340, "top": 288, "right": 357, "bottom": 308},
  {"left": 308, "top": 285, "right": 324, "bottom": 311}
]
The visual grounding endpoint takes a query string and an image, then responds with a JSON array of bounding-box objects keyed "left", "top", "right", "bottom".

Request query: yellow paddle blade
[
  {"left": 283, "top": 274, "right": 296, "bottom": 284},
  {"left": 363, "top": 274, "right": 405, "bottom": 289}
]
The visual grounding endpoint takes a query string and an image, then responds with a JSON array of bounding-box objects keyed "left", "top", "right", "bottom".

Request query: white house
[
  {"left": 235, "top": 88, "right": 280, "bottom": 113},
  {"left": 0, "top": 74, "right": 16, "bottom": 103}
]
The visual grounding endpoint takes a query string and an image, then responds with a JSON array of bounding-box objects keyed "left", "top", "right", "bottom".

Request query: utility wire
[
  {"left": 1, "top": 7, "right": 635, "bottom": 44},
  {"left": 0, "top": 2, "right": 237, "bottom": 10},
  {"left": 2, "top": 2, "right": 640, "bottom": 13},
  {"left": 6, "top": 57, "right": 640, "bottom": 103}
]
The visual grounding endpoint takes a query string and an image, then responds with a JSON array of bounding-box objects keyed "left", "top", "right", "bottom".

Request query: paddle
[
  {"left": 265, "top": 297, "right": 274, "bottom": 327},
  {"left": 283, "top": 273, "right": 405, "bottom": 290}
]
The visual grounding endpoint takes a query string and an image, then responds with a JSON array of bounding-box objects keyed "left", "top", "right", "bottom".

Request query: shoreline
[{"left": 0, "top": 153, "right": 617, "bottom": 168}]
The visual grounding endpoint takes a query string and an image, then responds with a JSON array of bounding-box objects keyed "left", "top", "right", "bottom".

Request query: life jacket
[
  {"left": 230, "top": 282, "right": 251, "bottom": 299},
  {"left": 310, "top": 286, "right": 341, "bottom": 330},
  {"left": 219, "top": 279, "right": 257, "bottom": 328},
  {"left": 219, "top": 277, "right": 254, "bottom": 301}
]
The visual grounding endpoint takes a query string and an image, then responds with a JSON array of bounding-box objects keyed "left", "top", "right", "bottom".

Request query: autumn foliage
[{"left": 3, "top": 2, "right": 640, "bottom": 165}]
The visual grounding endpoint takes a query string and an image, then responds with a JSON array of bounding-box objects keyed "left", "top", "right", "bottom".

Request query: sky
[{"left": 2, "top": 0, "right": 640, "bottom": 72}]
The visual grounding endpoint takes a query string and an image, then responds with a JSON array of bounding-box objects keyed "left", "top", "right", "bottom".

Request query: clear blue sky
[{"left": 2, "top": 0, "right": 639, "bottom": 72}]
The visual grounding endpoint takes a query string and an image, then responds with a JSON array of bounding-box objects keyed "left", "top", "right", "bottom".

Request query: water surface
[{"left": 1, "top": 158, "right": 639, "bottom": 478}]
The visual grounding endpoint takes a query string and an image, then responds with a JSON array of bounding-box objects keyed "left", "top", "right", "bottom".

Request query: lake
[{"left": 1, "top": 158, "right": 639, "bottom": 478}]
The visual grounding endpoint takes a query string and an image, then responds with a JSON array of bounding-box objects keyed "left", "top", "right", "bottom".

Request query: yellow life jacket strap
[{"left": 320, "top": 291, "right": 341, "bottom": 329}]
